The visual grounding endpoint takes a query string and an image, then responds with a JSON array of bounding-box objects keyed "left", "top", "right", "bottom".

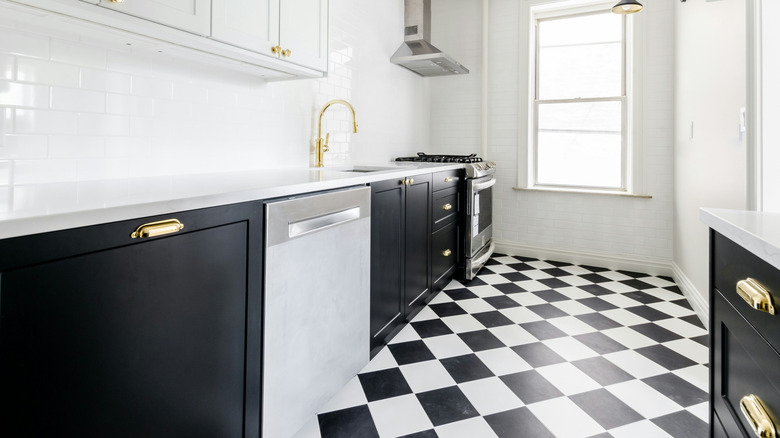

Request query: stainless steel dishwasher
[{"left": 262, "top": 186, "right": 371, "bottom": 438}]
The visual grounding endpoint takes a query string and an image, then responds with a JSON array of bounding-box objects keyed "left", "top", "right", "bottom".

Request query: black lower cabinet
[
  {"left": 0, "top": 203, "right": 263, "bottom": 437},
  {"left": 369, "top": 174, "right": 431, "bottom": 357}
]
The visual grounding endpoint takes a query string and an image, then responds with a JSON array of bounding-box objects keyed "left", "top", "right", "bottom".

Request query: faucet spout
[{"left": 315, "top": 99, "right": 358, "bottom": 167}]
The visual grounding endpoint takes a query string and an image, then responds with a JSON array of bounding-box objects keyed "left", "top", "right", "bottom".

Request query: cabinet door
[
  {"left": 279, "top": 0, "right": 328, "bottom": 71},
  {"left": 212, "top": 0, "right": 280, "bottom": 56},
  {"left": 97, "top": 0, "right": 211, "bottom": 35},
  {"left": 0, "top": 206, "right": 261, "bottom": 437},
  {"left": 405, "top": 174, "right": 432, "bottom": 317},
  {"left": 370, "top": 178, "right": 405, "bottom": 357}
]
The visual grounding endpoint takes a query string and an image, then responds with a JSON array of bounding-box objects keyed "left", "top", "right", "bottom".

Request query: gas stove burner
[{"left": 395, "top": 152, "right": 484, "bottom": 164}]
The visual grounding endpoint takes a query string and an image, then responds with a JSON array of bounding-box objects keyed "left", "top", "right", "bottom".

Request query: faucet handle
[{"left": 323, "top": 133, "right": 330, "bottom": 152}]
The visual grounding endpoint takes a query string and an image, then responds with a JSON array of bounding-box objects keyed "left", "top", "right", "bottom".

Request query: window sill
[{"left": 512, "top": 186, "right": 652, "bottom": 199}]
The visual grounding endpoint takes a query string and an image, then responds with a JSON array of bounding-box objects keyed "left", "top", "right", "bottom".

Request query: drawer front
[
  {"left": 432, "top": 221, "right": 458, "bottom": 287},
  {"left": 712, "top": 289, "right": 780, "bottom": 438},
  {"left": 432, "top": 187, "right": 459, "bottom": 231},
  {"left": 713, "top": 231, "right": 780, "bottom": 353},
  {"left": 432, "top": 170, "right": 461, "bottom": 192}
]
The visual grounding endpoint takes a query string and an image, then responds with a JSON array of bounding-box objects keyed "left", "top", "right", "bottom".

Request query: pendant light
[{"left": 611, "top": 0, "right": 643, "bottom": 14}]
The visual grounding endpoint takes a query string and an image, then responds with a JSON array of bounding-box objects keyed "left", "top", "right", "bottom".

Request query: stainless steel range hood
[{"left": 391, "top": 0, "right": 469, "bottom": 77}]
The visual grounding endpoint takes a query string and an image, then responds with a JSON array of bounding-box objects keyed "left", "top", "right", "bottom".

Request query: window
[{"left": 519, "top": 1, "right": 643, "bottom": 195}]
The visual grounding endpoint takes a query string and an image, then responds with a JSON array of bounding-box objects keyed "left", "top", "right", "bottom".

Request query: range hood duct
[{"left": 391, "top": 0, "right": 469, "bottom": 77}]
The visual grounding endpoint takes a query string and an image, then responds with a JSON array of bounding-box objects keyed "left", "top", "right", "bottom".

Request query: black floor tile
[
  {"left": 580, "top": 264, "right": 610, "bottom": 273},
  {"left": 507, "top": 262, "right": 535, "bottom": 271},
  {"left": 444, "top": 288, "right": 479, "bottom": 301},
  {"left": 411, "top": 319, "right": 454, "bottom": 338},
  {"left": 571, "top": 356, "right": 634, "bottom": 386},
  {"left": 665, "top": 285, "right": 684, "bottom": 295},
  {"left": 625, "top": 305, "right": 673, "bottom": 322},
  {"left": 500, "top": 272, "right": 531, "bottom": 282},
  {"left": 440, "top": 353, "right": 494, "bottom": 383},
  {"left": 532, "top": 289, "right": 570, "bottom": 303},
  {"left": 318, "top": 405, "right": 380, "bottom": 438},
  {"left": 629, "top": 323, "right": 683, "bottom": 343},
  {"left": 578, "top": 297, "right": 618, "bottom": 312},
  {"left": 458, "top": 329, "right": 506, "bottom": 352},
  {"left": 569, "top": 388, "right": 644, "bottom": 429},
  {"left": 623, "top": 291, "right": 663, "bottom": 304},
  {"left": 471, "top": 310, "right": 515, "bottom": 328},
  {"left": 429, "top": 302, "right": 467, "bottom": 317},
  {"left": 642, "top": 373, "right": 708, "bottom": 407},
  {"left": 636, "top": 344, "right": 697, "bottom": 370},
  {"left": 493, "top": 282, "right": 525, "bottom": 294},
  {"left": 399, "top": 430, "right": 438, "bottom": 438},
  {"left": 461, "top": 277, "right": 487, "bottom": 287},
  {"left": 651, "top": 410, "right": 708, "bottom": 438},
  {"left": 545, "top": 260, "right": 573, "bottom": 267},
  {"left": 358, "top": 368, "right": 413, "bottom": 402},
  {"left": 576, "top": 313, "right": 624, "bottom": 330},
  {"left": 500, "top": 370, "right": 564, "bottom": 404},
  {"left": 573, "top": 332, "right": 629, "bottom": 354},
  {"left": 519, "top": 320, "right": 567, "bottom": 340},
  {"left": 485, "top": 407, "right": 555, "bottom": 438},
  {"left": 511, "top": 342, "right": 567, "bottom": 367},
  {"left": 620, "top": 279, "right": 656, "bottom": 290},
  {"left": 527, "top": 303, "right": 569, "bottom": 319},
  {"left": 691, "top": 334, "right": 709, "bottom": 347},
  {"left": 388, "top": 340, "right": 436, "bottom": 365},
  {"left": 484, "top": 295, "right": 522, "bottom": 309},
  {"left": 510, "top": 255, "right": 536, "bottom": 262},
  {"left": 681, "top": 314, "right": 706, "bottom": 329},
  {"left": 617, "top": 269, "right": 647, "bottom": 278},
  {"left": 580, "top": 273, "right": 612, "bottom": 284},
  {"left": 542, "top": 267, "right": 570, "bottom": 277},
  {"left": 577, "top": 284, "right": 615, "bottom": 296},
  {"left": 538, "top": 277, "right": 570, "bottom": 289},
  {"left": 416, "top": 386, "right": 480, "bottom": 427}
]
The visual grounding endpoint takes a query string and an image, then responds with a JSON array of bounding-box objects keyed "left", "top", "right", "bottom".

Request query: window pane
[
  {"left": 536, "top": 101, "right": 622, "bottom": 188},
  {"left": 537, "top": 13, "right": 622, "bottom": 100}
]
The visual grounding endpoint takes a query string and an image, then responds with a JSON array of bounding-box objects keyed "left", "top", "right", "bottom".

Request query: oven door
[{"left": 465, "top": 175, "right": 495, "bottom": 258}]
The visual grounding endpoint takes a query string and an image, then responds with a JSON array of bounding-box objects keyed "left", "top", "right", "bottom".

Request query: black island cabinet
[{"left": 0, "top": 202, "right": 263, "bottom": 437}]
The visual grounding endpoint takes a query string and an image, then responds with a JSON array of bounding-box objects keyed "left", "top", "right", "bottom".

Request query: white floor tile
[
  {"left": 479, "top": 273, "right": 512, "bottom": 285},
  {"left": 662, "top": 338, "right": 708, "bottom": 364},
  {"left": 499, "top": 306, "right": 544, "bottom": 324},
  {"left": 602, "top": 327, "right": 658, "bottom": 349},
  {"left": 644, "top": 288, "right": 688, "bottom": 302},
  {"left": 557, "top": 275, "right": 593, "bottom": 287},
  {"left": 493, "top": 256, "right": 521, "bottom": 264},
  {"left": 459, "top": 377, "right": 525, "bottom": 416},
  {"left": 686, "top": 401, "right": 710, "bottom": 423},
  {"left": 598, "top": 271, "right": 633, "bottom": 281},
  {"left": 555, "top": 286, "right": 596, "bottom": 300},
  {"left": 476, "top": 347, "right": 532, "bottom": 376},
  {"left": 441, "top": 314, "right": 486, "bottom": 333},
  {"left": 601, "top": 281, "right": 638, "bottom": 294},
  {"left": 508, "top": 291, "right": 549, "bottom": 306},
  {"left": 456, "top": 298, "right": 495, "bottom": 314},
  {"left": 639, "top": 277, "right": 676, "bottom": 288},
  {"left": 536, "top": 362, "right": 602, "bottom": 396},
  {"left": 527, "top": 396, "right": 606, "bottom": 438},
  {"left": 525, "top": 260, "right": 556, "bottom": 269},
  {"left": 444, "top": 280, "right": 464, "bottom": 290},
  {"left": 486, "top": 264, "right": 515, "bottom": 274},
  {"left": 673, "top": 364, "right": 709, "bottom": 392},
  {"left": 488, "top": 324, "right": 538, "bottom": 347},
  {"left": 410, "top": 306, "right": 439, "bottom": 322},
  {"left": 368, "top": 394, "right": 433, "bottom": 438},
  {"left": 600, "top": 308, "right": 650, "bottom": 326},
  {"left": 606, "top": 380, "right": 684, "bottom": 419},
  {"left": 292, "top": 415, "right": 322, "bottom": 438},
  {"left": 389, "top": 323, "right": 422, "bottom": 344},
  {"left": 655, "top": 318, "right": 708, "bottom": 338},
  {"left": 647, "top": 300, "right": 697, "bottom": 318},
  {"left": 603, "top": 350, "right": 669, "bottom": 379},
  {"left": 319, "top": 375, "right": 367, "bottom": 413},
  {"left": 547, "top": 315, "right": 599, "bottom": 336},
  {"left": 608, "top": 419, "right": 674, "bottom": 438},
  {"left": 560, "top": 265, "right": 593, "bottom": 275},
  {"left": 430, "top": 292, "right": 454, "bottom": 304},
  {"left": 359, "top": 347, "right": 398, "bottom": 373},
  {"left": 542, "top": 336, "right": 599, "bottom": 361},
  {"left": 519, "top": 270, "right": 553, "bottom": 280},
  {"left": 515, "top": 279, "right": 553, "bottom": 292},
  {"left": 400, "top": 360, "right": 457, "bottom": 393},
  {"left": 552, "top": 299, "right": 599, "bottom": 316},
  {"left": 467, "top": 285, "right": 504, "bottom": 298},
  {"left": 600, "top": 293, "right": 644, "bottom": 308},
  {"left": 435, "top": 417, "right": 499, "bottom": 438},
  {"left": 423, "top": 334, "right": 474, "bottom": 359}
]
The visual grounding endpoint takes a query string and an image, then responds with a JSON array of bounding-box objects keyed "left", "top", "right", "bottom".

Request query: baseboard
[
  {"left": 671, "top": 262, "right": 709, "bottom": 327},
  {"left": 493, "top": 240, "right": 673, "bottom": 277}
]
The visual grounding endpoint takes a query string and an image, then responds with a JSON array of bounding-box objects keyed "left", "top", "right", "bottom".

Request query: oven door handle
[{"left": 472, "top": 178, "right": 496, "bottom": 193}]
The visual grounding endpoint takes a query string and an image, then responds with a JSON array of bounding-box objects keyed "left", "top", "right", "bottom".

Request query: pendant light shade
[{"left": 611, "top": 0, "right": 643, "bottom": 14}]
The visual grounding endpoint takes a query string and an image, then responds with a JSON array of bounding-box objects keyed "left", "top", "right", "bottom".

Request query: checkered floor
[{"left": 296, "top": 254, "right": 709, "bottom": 438}]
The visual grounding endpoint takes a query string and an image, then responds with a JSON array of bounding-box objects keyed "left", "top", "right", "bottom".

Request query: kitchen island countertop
[
  {"left": 0, "top": 162, "right": 462, "bottom": 239},
  {"left": 700, "top": 207, "right": 780, "bottom": 271}
]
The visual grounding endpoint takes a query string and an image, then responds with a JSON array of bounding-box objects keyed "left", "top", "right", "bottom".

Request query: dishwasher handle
[{"left": 288, "top": 207, "right": 361, "bottom": 239}]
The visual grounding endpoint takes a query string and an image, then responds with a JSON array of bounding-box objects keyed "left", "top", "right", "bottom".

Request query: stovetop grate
[{"left": 395, "top": 153, "right": 483, "bottom": 164}]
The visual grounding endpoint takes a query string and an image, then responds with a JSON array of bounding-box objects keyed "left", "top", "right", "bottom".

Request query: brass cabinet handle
[
  {"left": 741, "top": 394, "right": 777, "bottom": 438},
  {"left": 442, "top": 203, "right": 453, "bottom": 211},
  {"left": 271, "top": 45, "right": 282, "bottom": 55},
  {"left": 400, "top": 178, "right": 408, "bottom": 185},
  {"left": 737, "top": 278, "right": 775, "bottom": 315},
  {"left": 408, "top": 178, "right": 414, "bottom": 185},
  {"left": 109, "top": 0, "right": 125, "bottom": 3},
  {"left": 444, "top": 177, "right": 453, "bottom": 182},
  {"left": 131, "top": 219, "right": 184, "bottom": 239},
  {"left": 282, "top": 49, "right": 291, "bottom": 57},
  {"left": 442, "top": 249, "right": 452, "bottom": 257}
]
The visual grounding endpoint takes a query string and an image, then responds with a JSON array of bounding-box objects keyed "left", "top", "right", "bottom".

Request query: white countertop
[
  {"left": 0, "top": 162, "right": 462, "bottom": 239},
  {"left": 700, "top": 208, "right": 780, "bottom": 270}
]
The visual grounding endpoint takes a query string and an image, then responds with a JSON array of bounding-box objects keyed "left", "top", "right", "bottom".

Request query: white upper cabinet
[
  {"left": 212, "top": 0, "right": 328, "bottom": 73},
  {"left": 96, "top": 0, "right": 211, "bottom": 36}
]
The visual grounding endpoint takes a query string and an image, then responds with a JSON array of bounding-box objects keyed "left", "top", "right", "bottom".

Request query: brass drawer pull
[
  {"left": 282, "top": 48, "right": 291, "bottom": 57},
  {"left": 442, "top": 249, "right": 452, "bottom": 257},
  {"left": 737, "top": 278, "right": 775, "bottom": 315},
  {"left": 271, "top": 45, "right": 282, "bottom": 55},
  {"left": 444, "top": 177, "right": 453, "bottom": 182},
  {"left": 442, "top": 203, "right": 452, "bottom": 211},
  {"left": 741, "top": 394, "right": 777, "bottom": 438},
  {"left": 131, "top": 219, "right": 184, "bottom": 239}
]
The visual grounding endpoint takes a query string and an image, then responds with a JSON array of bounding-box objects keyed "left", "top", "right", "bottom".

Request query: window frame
[{"left": 517, "top": 0, "right": 645, "bottom": 196}]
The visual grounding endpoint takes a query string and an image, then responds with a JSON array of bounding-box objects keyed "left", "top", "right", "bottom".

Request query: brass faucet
[{"left": 315, "top": 99, "right": 358, "bottom": 167}]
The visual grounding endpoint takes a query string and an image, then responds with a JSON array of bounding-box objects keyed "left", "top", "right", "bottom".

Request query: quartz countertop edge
[
  {"left": 0, "top": 163, "right": 463, "bottom": 240},
  {"left": 700, "top": 207, "right": 780, "bottom": 270}
]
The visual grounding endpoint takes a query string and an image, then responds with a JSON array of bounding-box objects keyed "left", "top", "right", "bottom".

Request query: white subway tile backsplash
[
  {"left": 0, "top": 134, "right": 48, "bottom": 159},
  {"left": 17, "top": 57, "right": 79, "bottom": 88},
  {"left": 131, "top": 75, "right": 173, "bottom": 99},
  {"left": 51, "top": 39, "right": 106, "bottom": 70},
  {"left": 49, "top": 135, "right": 104, "bottom": 158},
  {"left": 51, "top": 87, "right": 106, "bottom": 113},
  {"left": 0, "top": 160, "right": 11, "bottom": 186},
  {"left": 14, "top": 158, "right": 78, "bottom": 184},
  {"left": 0, "top": 28, "right": 49, "bottom": 60},
  {"left": 0, "top": 80, "right": 50, "bottom": 107},
  {"left": 78, "top": 113, "right": 129, "bottom": 136},
  {"left": 80, "top": 68, "right": 132, "bottom": 94},
  {"left": 0, "top": 54, "right": 14, "bottom": 80},
  {"left": 15, "top": 109, "right": 78, "bottom": 134},
  {"left": 106, "top": 93, "right": 153, "bottom": 116}
]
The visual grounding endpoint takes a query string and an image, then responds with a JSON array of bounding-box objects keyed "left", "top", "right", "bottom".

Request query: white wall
[
  {"left": 0, "top": 0, "right": 429, "bottom": 187},
  {"left": 674, "top": 0, "right": 746, "bottom": 304},
  {"left": 762, "top": 0, "right": 780, "bottom": 210},
  {"left": 430, "top": 0, "right": 675, "bottom": 272}
]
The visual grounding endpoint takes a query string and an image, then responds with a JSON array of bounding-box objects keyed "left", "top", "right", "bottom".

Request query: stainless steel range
[{"left": 395, "top": 153, "right": 496, "bottom": 281}]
